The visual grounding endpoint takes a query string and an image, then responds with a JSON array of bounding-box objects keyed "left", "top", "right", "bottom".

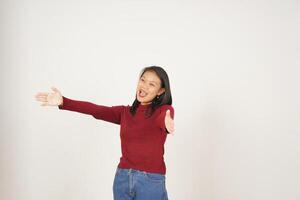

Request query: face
[{"left": 136, "top": 70, "right": 165, "bottom": 105}]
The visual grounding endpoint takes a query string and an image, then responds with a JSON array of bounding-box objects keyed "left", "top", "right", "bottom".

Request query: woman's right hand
[{"left": 34, "top": 86, "right": 63, "bottom": 106}]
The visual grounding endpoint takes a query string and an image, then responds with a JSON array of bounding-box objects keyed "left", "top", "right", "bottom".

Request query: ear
[{"left": 158, "top": 88, "right": 165, "bottom": 96}]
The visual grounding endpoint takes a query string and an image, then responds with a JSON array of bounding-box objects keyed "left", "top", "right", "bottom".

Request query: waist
[
  {"left": 116, "top": 167, "right": 166, "bottom": 177},
  {"left": 118, "top": 157, "right": 166, "bottom": 174}
]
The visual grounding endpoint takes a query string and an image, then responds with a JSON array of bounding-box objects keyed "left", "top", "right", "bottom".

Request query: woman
[{"left": 35, "top": 66, "right": 175, "bottom": 200}]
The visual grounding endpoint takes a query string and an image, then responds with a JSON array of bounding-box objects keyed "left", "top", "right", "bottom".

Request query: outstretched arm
[
  {"left": 58, "top": 96, "right": 124, "bottom": 125},
  {"left": 34, "top": 86, "right": 124, "bottom": 125}
]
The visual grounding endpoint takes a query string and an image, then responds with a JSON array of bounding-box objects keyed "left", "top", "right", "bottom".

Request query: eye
[{"left": 150, "top": 84, "right": 155, "bottom": 87}]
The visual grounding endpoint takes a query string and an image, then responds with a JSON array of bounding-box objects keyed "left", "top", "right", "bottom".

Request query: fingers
[
  {"left": 165, "top": 109, "right": 175, "bottom": 134},
  {"left": 168, "top": 128, "right": 175, "bottom": 135},
  {"left": 34, "top": 93, "right": 48, "bottom": 102},
  {"left": 166, "top": 109, "right": 171, "bottom": 115},
  {"left": 165, "top": 110, "right": 172, "bottom": 120},
  {"left": 168, "top": 125, "right": 175, "bottom": 133},
  {"left": 51, "top": 86, "right": 61, "bottom": 94},
  {"left": 35, "top": 92, "right": 48, "bottom": 98},
  {"left": 166, "top": 109, "right": 174, "bottom": 120},
  {"left": 35, "top": 97, "right": 47, "bottom": 102},
  {"left": 166, "top": 120, "right": 175, "bottom": 134}
]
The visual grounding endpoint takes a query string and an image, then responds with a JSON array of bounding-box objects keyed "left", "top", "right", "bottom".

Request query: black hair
[{"left": 129, "top": 66, "right": 172, "bottom": 118}]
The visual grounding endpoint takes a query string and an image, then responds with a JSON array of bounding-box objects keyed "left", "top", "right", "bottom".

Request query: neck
[{"left": 140, "top": 102, "right": 151, "bottom": 105}]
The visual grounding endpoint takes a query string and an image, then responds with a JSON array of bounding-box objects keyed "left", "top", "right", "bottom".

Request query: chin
[{"left": 138, "top": 99, "right": 151, "bottom": 104}]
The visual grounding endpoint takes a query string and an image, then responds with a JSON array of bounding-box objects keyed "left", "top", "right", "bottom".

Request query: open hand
[
  {"left": 34, "top": 86, "right": 63, "bottom": 106},
  {"left": 164, "top": 109, "right": 175, "bottom": 135}
]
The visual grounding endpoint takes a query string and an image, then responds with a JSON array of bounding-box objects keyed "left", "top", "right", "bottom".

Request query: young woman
[{"left": 34, "top": 66, "right": 175, "bottom": 200}]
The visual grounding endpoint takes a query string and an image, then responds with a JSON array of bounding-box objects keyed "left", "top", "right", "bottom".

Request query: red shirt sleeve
[
  {"left": 58, "top": 96, "right": 124, "bottom": 125},
  {"left": 156, "top": 105, "right": 175, "bottom": 133}
]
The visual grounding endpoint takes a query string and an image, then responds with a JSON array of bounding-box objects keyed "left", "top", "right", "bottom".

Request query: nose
[{"left": 140, "top": 84, "right": 148, "bottom": 91}]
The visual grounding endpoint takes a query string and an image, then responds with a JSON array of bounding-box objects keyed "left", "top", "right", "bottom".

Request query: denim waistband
[{"left": 117, "top": 167, "right": 165, "bottom": 176}]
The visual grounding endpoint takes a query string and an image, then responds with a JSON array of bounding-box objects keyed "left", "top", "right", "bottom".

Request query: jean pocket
[{"left": 144, "top": 172, "right": 165, "bottom": 183}]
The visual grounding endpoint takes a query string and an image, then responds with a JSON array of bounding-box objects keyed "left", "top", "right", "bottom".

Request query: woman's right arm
[
  {"left": 35, "top": 86, "right": 124, "bottom": 125},
  {"left": 58, "top": 96, "right": 124, "bottom": 125}
]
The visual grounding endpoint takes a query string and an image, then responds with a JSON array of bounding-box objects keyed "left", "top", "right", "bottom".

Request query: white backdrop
[{"left": 1, "top": 0, "right": 299, "bottom": 199}]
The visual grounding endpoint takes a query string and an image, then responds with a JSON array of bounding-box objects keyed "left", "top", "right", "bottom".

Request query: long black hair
[{"left": 129, "top": 66, "right": 172, "bottom": 118}]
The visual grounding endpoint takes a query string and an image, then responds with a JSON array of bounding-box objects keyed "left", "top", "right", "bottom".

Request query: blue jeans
[{"left": 113, "top": 167, "right": 169, "bottom": 200}]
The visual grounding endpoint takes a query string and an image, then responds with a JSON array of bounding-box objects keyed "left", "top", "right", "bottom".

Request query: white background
[{"left": 1, "top": 0, "right": 299, "bottom": 199}]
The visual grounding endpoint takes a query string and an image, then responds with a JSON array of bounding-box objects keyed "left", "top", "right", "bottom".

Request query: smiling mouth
[{"left": 138, "top": 89, "right": 148, "bottom": 98}]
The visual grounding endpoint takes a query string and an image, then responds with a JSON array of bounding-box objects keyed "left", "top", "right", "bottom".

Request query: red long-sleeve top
[{"left": 58, "top": 96, "right": 174, "bottom": 174}]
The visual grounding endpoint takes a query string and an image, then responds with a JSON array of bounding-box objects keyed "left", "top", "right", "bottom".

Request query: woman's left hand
[{"left": 165, "top": 109, "right": 175, "bottom": 135}]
